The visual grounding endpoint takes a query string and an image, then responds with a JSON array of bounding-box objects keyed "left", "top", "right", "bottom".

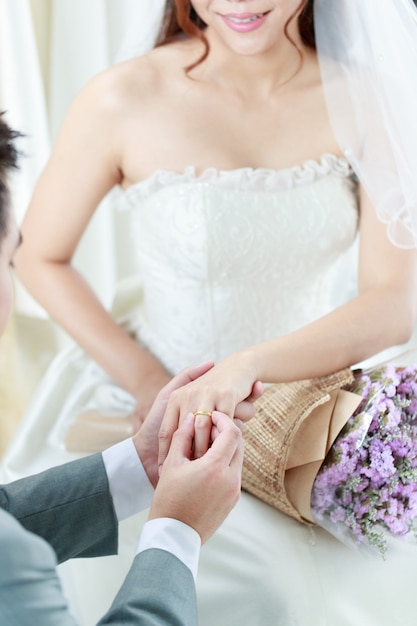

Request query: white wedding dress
[{"left": 3, "top": 155, "right": 416, "bottom": 625}]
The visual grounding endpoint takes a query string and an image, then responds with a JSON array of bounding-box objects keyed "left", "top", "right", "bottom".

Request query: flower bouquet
[
  {"left": 311, "top": 362, "right": 417, "bottom": 557},
  {"left": 242, "top": 356, "right": 417, "bottom": 558}
]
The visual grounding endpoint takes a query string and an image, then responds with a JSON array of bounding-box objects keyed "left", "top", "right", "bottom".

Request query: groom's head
[
  {"left": 0, "top": 113, "right": 22, "bottom": 334},
  {"left": 0, "top": 113, "right": 20, "bottom": 244}
]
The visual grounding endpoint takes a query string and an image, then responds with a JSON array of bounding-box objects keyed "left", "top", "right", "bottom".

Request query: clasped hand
[
  {"left": 157, "top": 354, "right": 263, "bottom": 467},
  {"left": 134, "top": 358, "right": 263, "bottom": 487},
  {"left": 133, "top": 358, "right": 262, "bottom": 543}
]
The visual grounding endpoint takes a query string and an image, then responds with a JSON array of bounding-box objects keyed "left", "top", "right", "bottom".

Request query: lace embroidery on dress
[
  {"left": 119, "top": 153, "right": 354, "bottom": 209},
  {"left": 109, "top": 151, "right": 359, "bottom": 375}
]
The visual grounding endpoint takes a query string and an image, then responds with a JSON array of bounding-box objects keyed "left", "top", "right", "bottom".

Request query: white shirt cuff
[
  {"left": 138, "top": 518, "right": 201, "bottom": 582},
  {"left": 102, "top": 438, "right": 154, "bottom": 521}
]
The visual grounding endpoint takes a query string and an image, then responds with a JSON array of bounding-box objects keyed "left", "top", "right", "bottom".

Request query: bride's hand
[{"left": 158, "top": 353, "right": 263, "bottom": 467}]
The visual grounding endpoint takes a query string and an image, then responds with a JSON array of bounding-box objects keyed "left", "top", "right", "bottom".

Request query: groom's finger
[
  {"left": 162, "top": 413, "right": 196, "bottom": 468},
  {"left": 205, "top": 411, "right": 243, "bottom": 466}
]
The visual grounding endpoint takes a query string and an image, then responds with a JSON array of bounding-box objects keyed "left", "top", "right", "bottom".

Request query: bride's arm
[
  {"left": 255, "top": 184, "right": 417, "bottom": 381},
  {"left": 158, "top": 184, "right": 417, "bottom": 462},
  {"left": 14, "top": 64, "right": 171, "bottom": 422}
]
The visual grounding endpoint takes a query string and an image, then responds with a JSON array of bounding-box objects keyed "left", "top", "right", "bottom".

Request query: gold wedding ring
[{"left": 193, "top": 410, "right": 213, "bottom": 418}]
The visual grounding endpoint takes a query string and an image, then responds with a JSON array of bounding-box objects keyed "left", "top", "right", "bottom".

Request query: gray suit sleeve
[
  {"left": 0, "top": 457, "right": 198, "bottom": 625},
  {"left": 0, "top": 454, "right": 118, "bottom": 562},
  {"left": 0, "top": 509, "right": 78, "bottom": 626},
  {"left": 0, "top": 512, "right": 197, "bottom": 626},
  {"left": 99, "top": 548, "right": 198, "bottom": 626}
]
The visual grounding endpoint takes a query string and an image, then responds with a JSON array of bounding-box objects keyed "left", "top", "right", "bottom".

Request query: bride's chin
[{"left": 207, "top": 26, "right": 285, "bottom": 59}]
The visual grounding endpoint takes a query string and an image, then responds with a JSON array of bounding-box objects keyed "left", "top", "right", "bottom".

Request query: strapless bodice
[{"left": 118, "top": 155, "right": 359, "bottom": 374}]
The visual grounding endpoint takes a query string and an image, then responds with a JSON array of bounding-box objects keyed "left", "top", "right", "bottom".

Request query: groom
[{"left": 0, "top": 114, "right": 251, "bottom": 625}]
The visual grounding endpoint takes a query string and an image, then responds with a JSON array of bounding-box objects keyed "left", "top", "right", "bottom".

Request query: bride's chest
[
  {"left": 121, "top": 167, "right": 359, "bottom": 281},
  {"left": 120, "top": 83, "right": 336, "bottom": 187}
]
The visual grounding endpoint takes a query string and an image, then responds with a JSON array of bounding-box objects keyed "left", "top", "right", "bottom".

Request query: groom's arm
[
  {"left": 0, "top": 509, "right": 198, "bottom": 626},
  {"left": 98, "top": 549, "right": 197, "bottom": 626},
  {"left": 0, "top": 405, "right": 242, "bottom": 626},
  {"left": 0, "top": 444, "right": 200, "bottom": 626},
  {"left": 0, "top": 437, "right": 200, "bottom": 572},
  {"left": 0, "top": 453, "right": 118, "bottom": 562}
]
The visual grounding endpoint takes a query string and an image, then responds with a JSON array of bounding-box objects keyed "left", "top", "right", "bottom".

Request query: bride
[{"left": 5, "top": 0, "right": 417, "bottom": 624}]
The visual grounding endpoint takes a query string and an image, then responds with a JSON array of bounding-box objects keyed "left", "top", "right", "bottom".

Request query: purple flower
[
  {"left": 370, "top": 446, "right": 396, "bottom": 479},
  {"left": 310, "top": 363, "right": 417, "bottom": 556}
]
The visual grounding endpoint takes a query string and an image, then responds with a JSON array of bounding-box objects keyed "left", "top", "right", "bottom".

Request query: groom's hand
[
  {"left": 149, "top": 411, "right": 244, "bottom": 544},
  {"left": 133, "top": 362, "right": 214, "bottom": 487}
]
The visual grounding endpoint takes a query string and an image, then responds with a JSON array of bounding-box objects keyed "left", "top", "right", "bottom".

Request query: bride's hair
[{"left": 156, "top": 0, "right": 315, "bottom": 70}]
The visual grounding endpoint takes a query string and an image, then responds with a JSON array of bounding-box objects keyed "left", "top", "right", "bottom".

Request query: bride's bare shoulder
[{"left": 80, "top": 38, "right": 201, "bottom": 111}]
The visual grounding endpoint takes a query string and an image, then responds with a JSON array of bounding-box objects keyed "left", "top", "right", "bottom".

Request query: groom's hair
[{"left": 0, "top": 112, "right": 21, "bottom": 246}]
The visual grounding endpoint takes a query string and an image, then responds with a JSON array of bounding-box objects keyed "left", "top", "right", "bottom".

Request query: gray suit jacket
[{"left": 0, "top": 454, "right": 197, "bottom": 625}]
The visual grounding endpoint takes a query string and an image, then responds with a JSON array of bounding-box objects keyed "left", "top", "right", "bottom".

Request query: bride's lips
[{"left": 220, "top": 11, "right": 271, "bottom": 33}]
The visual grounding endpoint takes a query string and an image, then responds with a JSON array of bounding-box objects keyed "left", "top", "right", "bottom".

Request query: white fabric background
[{"left": 0, "top": 0, "right": 144, "bottom": 316}]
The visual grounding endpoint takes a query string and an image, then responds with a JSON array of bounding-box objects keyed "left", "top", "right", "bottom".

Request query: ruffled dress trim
[{"left": 119, "top": 153, "right": 354, "bottom": 209}]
